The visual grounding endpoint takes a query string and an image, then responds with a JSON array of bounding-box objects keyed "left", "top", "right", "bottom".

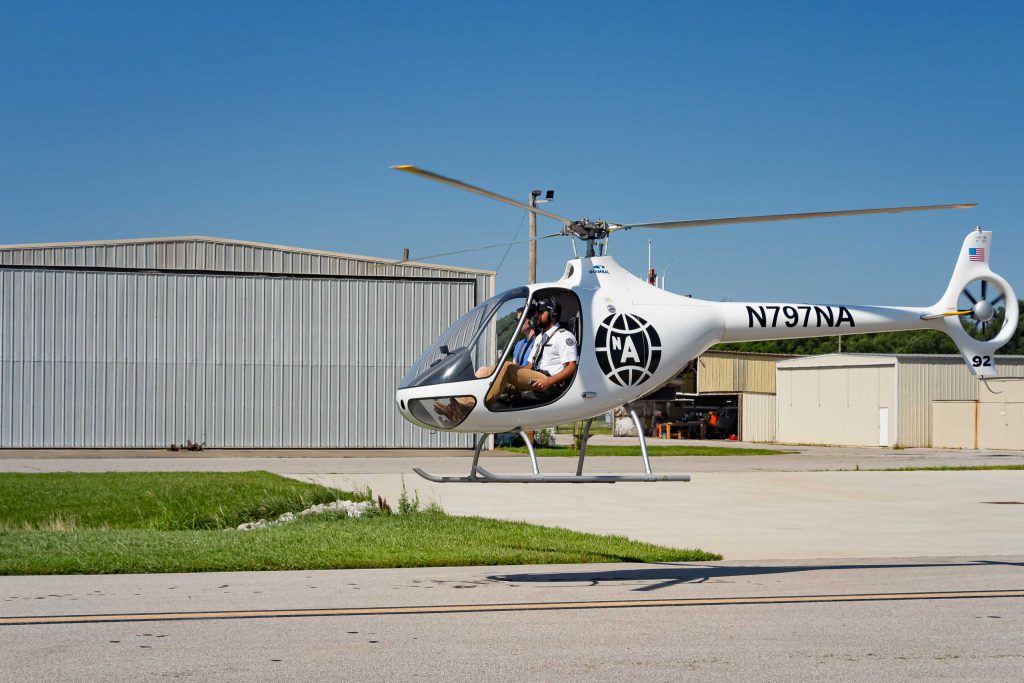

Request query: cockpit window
[{"left": 399, "top": 287, "right": 529, "bottom": 389}]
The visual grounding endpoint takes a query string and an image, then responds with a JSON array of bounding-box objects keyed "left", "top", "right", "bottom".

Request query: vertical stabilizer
[{"left": 925, "top": 228, "right": 1018, "bottom": 377}]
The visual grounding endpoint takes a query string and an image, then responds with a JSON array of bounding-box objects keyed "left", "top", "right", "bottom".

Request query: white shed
[{"left": 776, "top": 353, "right": 1024, "bottom": 448}]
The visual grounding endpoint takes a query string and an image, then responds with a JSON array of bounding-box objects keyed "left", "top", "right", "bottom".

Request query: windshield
[{"left": 399, "top": 287, "right": 530, "bottom": 389}]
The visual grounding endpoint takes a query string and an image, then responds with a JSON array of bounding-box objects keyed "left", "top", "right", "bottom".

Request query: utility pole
[{"left": 528, "top": 190, "right": 540, "bottom": 284}]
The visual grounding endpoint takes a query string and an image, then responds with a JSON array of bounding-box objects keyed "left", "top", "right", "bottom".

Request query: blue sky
[{"left": 2, "top": 1, "right": 1021, "bottom": 304}]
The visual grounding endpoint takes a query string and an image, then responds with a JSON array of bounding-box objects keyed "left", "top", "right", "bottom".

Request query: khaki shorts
[{"left": 484, "top": 361, "right": 549, "bottom": 404}]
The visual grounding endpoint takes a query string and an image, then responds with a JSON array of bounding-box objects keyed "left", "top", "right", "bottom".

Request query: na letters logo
[{"left": 594, "top": 313, "right": 662, "bottom": 386}]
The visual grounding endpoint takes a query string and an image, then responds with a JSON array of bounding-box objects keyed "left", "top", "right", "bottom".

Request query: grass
[
  {"left": 498, "top": 444, "right": 793, "bottom": 457},
  {"left": 0, "top": 514, "right": 719, "bottom": 575},
  {"left": 554, "top": 421, "right": 614, "bottom": 435},
  {"left": 858, "top": 465, "right": 1024, "bottom": 472},
  {"left": 0, "top": 471, "right": 362, "bottom": 531},
  {"left": 0, "top": 472, "right": 719, "bottom": 575}
]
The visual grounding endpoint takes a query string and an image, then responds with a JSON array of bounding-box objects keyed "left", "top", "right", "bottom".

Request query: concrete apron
[{"left": 293, "top": 469, "right": 1024, "bottom": 561}]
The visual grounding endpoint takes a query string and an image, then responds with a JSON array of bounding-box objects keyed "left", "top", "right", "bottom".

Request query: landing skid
[
  {"left": 413, "top": 407, "right": 691, "bottom": 484},
  {"left": 471, "top": 467, "right": 689, "bottom": 483}
]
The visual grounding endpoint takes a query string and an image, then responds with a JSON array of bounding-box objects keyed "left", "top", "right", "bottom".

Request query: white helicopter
[{"left": 392, "top": 166, "right": 1019, "bottom": 483}]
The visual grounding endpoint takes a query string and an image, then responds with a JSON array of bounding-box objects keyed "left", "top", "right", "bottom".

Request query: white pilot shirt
[{"left": 529, "top": 324, "right": 578, "bottom": 376}]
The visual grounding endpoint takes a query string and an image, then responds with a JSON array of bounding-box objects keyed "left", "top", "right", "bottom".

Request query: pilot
[{"left": 486, "top": 297, "right": 578, "bottom": 402}]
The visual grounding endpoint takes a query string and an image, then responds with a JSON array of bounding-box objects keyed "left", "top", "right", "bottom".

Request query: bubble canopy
[{"left": 399, "top": 287, "right": 529, "bottom": 389}]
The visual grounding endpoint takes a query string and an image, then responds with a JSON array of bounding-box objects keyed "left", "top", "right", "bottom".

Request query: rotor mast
[{"left": 564, "top": 219, "right": 611, "bottom": 257}]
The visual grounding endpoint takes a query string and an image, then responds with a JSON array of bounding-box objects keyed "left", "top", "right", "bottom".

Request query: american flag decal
[{"left": 968, "top": 247, "right": 985, "bottom": 262}]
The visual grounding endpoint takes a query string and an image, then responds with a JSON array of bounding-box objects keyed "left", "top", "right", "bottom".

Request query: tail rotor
[
  {"left": 956, "top": 278, "right": 1009, "bottom": 341},
  {"left": 922, "top": 228, "right": 1019, "bottom": 376}
]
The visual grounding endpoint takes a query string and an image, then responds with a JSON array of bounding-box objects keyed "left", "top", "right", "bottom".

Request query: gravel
[{"left": 234, "top": 499, "right": 374, "bottom": 531}]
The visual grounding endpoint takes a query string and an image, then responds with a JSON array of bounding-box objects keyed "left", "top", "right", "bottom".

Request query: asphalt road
[
  {"left": 4, "top": 448, "right": 1024, "bottom": 679},
  {"left": 2, "top": 556, "right": 1023, "bottom": 681}
]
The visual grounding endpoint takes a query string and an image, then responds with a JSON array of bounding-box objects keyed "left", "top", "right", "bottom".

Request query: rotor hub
[
  {"left": 972, "top": 299, "right": 995, "bottom": 322},
  {"left": 564, "top": 219, "right": 612, "bottom": 242}
]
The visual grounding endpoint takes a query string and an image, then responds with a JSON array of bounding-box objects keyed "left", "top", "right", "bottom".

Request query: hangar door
[
  {"left": 0, "top": 268, "right": 478, "bottom": 448},
  {"left": 776, "top": 364, "right": 897, "bottom": 447}
]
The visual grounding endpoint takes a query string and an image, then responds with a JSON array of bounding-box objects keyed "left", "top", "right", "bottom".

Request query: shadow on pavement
[{"left": 488, "top": 559, "right": 1024, "bottom": 592}]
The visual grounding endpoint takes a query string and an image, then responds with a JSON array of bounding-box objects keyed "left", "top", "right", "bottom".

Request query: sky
[{"left": 2, "top": 1, "right": 1022, "bottom": 305}]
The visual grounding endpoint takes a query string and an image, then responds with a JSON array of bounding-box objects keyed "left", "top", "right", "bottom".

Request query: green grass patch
[
  {"left": 554, "top": 421, "right": 614, "bottom": 435},
  {"left": 0, "top": 472, "right": 363, "bottom": 531},
  {"left": 498, "top": 445, "right": 793, "bottom": 457},
  {"left": 858, "top": 465, "right": 1024, "bottom": 472},
  {"left": 0, "top": 472, "right": 719, "bottom": 575},
  {"left": 0, "top": 513, "right": 719, "bottom": 575}
]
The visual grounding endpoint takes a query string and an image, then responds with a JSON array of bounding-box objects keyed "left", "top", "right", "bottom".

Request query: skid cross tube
[
  {"left": 412, "top": 412, "right": 690, "bottom": 484},
  {"left": 523, "top": 431, "right": 540, "bottom": 475},
  {"left": 629, "top": 406, "right": 655, "bottom": 476},
  {"left": 575, "top": 417, "right": 594, "bottom": 476}
]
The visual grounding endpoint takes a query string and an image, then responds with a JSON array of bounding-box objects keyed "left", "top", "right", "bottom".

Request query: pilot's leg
[
  {"left": 485, "top": 361, "right": 518, "bottom": 404},
  {"left": 508, "top": 367, "right": 547, "bottom": 391}
]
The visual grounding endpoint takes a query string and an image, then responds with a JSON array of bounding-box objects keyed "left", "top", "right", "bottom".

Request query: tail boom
[{"left": 717, "top": 228, "right": 1018, "bottom": 377}]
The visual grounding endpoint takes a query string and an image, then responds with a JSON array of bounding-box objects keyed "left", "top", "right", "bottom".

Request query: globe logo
[{"left": 594, "top": 313, "right": 662, "bottom": 386}]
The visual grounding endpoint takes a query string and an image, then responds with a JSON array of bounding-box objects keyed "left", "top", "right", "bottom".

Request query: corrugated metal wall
[
  {"left": 0, "top": 267, "right": 481, "bottom": 448},
  {"left": 897, "top": 357, "right": 1024, "bottom": 448},
  {"left": 740, "top": 393, "right": 776, "bottom": 442},
  {"left": 698, "top": 353, "right": 782, "bottom": 394}
]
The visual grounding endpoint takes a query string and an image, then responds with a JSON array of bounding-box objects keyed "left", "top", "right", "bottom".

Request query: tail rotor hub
[{"left": 972, "top": 299, "right": 995, "bottom": 323}]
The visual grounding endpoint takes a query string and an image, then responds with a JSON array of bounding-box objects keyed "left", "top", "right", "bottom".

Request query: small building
[
  {"left": 933, "top": 378, "right": 1024, "bottom": 450},
  {"left": 776, "top": 354, "right": 1024, "bottom": 448},
  {"left": 0, "top": 236, "right": 494, "bottom": 449},
  {"left": 624, "top": 350, "right": 792, "bottom": 441},
  {"left": 696, "top": 350, "right": 792, "bottom": 442}
]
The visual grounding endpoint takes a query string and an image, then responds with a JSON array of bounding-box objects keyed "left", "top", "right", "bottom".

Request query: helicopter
[{"left": 391, "top": 165, "right": 1019, "bottom": 483}]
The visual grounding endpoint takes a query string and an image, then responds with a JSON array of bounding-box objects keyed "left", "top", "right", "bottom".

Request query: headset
[{"left": 529, "top": 297, "right": 561, "bottom": 327}]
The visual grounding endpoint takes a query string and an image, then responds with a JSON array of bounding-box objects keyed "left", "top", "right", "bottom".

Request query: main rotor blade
[
  {"left": 392, "top": 165, "right": 573, "bottom": 225},
  {"left": 614, "top": 203, "right": 976, "bottom": 231},
  {"left": 383, "top": 231, "right": 564, "bottom": 267}
]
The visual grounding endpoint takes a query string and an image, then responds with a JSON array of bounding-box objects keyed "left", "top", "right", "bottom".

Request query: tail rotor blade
[
  {"left": 991, "top": 294, "right": 1006, "bottom": 306},
  {"left": 981, "top": 280, "right": 988, "bottom": 300},
  {"left": 963, "top": 289, "right": 978, "bottom": 305}
]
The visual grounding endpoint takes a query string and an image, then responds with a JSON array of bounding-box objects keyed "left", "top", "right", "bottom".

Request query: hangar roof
[{"left": 0, "top": 235, "right": 495, "bottom": 280}]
